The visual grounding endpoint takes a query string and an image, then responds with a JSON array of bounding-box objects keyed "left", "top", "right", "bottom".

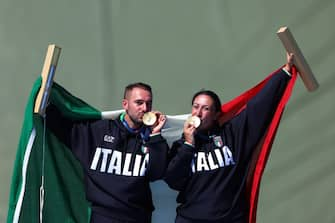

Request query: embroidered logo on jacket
[
  {"left": 90, "top": 147, "right": 149, "bottom": 176},
  {"left": 213, "top": 136, "right": 223, "bottom": 147},
  {"left": 191, "top": 146, "right": 235, "bottom": 173},
  {"left": 103, "top": 135, "right": 115, "bottom": 143}
]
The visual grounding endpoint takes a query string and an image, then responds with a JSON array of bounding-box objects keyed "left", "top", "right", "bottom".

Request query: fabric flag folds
[
  {"left": 219, "top": 66, "right": 297, "bottom": 223},
  {"left": 7, "top": 77, "right": 101, "bottom": 223},
  {"left": 7, "top": 67, "right": 297, "bottom": 223}
]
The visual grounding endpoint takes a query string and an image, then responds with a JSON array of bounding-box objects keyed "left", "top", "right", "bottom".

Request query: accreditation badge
[
  {"left": 213, "top": 136, "right": 223, "bottom": 148},
  {"left": 141, "top": 145, "right": 149, "bottom": 154}
]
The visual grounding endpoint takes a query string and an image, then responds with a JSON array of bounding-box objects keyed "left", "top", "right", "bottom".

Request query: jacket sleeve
[
  {"left": 231, "top": 69, "right": 291, "bottom": 155},
  {"left": 45, "top": 104, "right": 93, "bottom": 164},
  {"left": 45, "top": 104, "right": 73, "bottom": 148},
  {"left": 145, "top": 133, "right": 169, "bottom": 181},
  {"left": 164, "top": 140, "right": 195, "bottom": 191}
]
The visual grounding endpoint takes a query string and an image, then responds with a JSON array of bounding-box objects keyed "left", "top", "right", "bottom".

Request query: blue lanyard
[{"left": 120, "top": 113, "right": 150, "bottom": 141}]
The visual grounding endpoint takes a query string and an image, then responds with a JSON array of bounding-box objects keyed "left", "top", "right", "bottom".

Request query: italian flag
[{"left": 7, "top": 67, "right": 297, "bottom": 223}]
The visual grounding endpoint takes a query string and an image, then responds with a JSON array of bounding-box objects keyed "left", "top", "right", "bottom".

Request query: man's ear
[{"left": 122, "top": 99, "right": 128, "bottom": 110}]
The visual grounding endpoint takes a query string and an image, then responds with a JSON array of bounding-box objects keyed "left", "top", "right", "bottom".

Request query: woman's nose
[{"left": 193, "top": 109, "right": 202, "bottom": 117}]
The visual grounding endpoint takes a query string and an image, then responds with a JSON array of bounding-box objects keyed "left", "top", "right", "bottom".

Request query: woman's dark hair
[{"left": 191, "top": 90, "right": 222, "bottom": 112}]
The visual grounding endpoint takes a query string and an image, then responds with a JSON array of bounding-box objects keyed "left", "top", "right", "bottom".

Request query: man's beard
[{"left": 128, "top": 113, "right": 143, "bottom": 128}]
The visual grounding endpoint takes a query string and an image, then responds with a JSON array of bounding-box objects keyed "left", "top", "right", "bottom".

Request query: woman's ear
[{"left": 214, "top": 111, "right": 222, "bottom": 121}]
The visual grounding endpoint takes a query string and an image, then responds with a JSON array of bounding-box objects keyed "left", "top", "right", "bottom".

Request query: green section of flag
[{"left": 7, "top": 79, "right": 101, "bottom": 223}]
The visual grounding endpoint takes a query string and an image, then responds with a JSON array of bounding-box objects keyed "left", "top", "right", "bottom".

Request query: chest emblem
[
  {"left": 103, "top": 135, "right": 115, "bottom": 143},
  {"left": 213, "top": 136, "right": 223, "bottom": 147}
]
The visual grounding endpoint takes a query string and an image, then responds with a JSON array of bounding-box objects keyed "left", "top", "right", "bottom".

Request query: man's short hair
[
  {"left": 191, "top": 90, "right": 222, "bottom": 112},
  {"left": 124, "top": 82, "right": 152, "bottom": 99}
]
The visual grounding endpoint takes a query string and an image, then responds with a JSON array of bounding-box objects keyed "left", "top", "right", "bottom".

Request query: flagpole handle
[
  {"left": 34, "top": 44, "right": 62, "bottom": 116},
  {"left": 277, "top": 26, "right": 319, "bottom": 92}
]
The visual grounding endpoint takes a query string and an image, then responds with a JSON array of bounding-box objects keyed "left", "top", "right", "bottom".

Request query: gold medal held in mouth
[
  {"left": 186, "top": 116, "right": 201, "bottom": 128},
  {"left": 143, "top": 112, "right": 157, "bottom": 126}
]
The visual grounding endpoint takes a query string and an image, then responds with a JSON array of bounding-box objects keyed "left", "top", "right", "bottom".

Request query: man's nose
[{"left": 142, "top": 103, "right": 150, "bottom": 112}]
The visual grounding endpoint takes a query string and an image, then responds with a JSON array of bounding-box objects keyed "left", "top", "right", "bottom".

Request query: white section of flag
[{"left": 101, "top": 110, "right": 189, "bottom": 146}]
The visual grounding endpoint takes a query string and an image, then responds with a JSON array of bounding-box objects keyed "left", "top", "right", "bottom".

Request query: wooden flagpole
[
  {"left": 277, "top": 26, "right": 319, "bottom": 92},
  {"left": 34, "top": 44, "right": 61, "bottom": 115}
]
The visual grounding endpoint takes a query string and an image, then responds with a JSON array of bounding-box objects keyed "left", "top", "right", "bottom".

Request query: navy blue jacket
[{"left": 46, "top": 107, "right": 169, "bottom": 222}]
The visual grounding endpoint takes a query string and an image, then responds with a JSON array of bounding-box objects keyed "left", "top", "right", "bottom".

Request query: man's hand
[{"left": 150, "top": 111, "right": 167, "bottom": 134}]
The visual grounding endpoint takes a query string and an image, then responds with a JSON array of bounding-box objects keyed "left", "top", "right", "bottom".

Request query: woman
[{"left": 165, "top": 55, "right": 293, "bottom": 223}]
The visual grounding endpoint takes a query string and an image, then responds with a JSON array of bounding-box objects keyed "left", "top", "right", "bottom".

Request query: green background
[{"left": 1, "top": 0, "right": 334, "bottom": 222}]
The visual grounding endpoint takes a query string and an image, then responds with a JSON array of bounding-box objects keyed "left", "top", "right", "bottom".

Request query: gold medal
[
  {"left": 143, "top": 112, "right": 157, "bottom": 126},
  {"left": 186, "top": 116, "right": 201, "bottom": 128}
]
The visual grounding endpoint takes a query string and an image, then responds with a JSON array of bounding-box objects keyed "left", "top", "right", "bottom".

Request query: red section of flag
[{"left": 219, "top": 66, "right": 297, "bottom": 223}]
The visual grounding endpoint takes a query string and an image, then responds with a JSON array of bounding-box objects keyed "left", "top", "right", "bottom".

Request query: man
[
  {"left": 46, "top": 82, "right": 168, "bottom": 223},
  {"left": 165, "top": 55, "right": 294, "bottom": 223}
]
